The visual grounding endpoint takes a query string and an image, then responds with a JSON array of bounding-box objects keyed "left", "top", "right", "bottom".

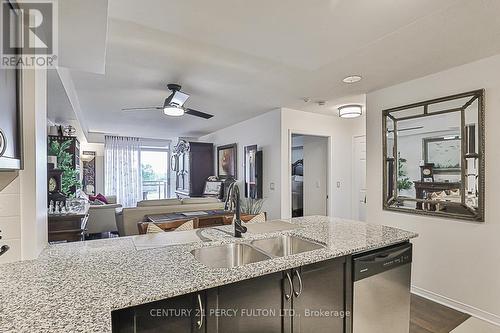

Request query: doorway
[
  {"left": 291, "top": 134, "right": 328, "bottom": 217},
  {"left": 352, "top": 135, "right": 367, "bottom": 221}
]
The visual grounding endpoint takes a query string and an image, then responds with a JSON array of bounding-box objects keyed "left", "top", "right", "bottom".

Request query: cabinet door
[
  {"left": 112, "top": 292, "right": 206, "bottom": 333},
  {"left": 212, "top": 271, "right": 284, "bottom": 333},
  {"left": 292, "top": 258, "right": 345, "bottom": 333}
]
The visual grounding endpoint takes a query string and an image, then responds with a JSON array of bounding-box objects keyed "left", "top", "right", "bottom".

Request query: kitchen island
[{"left": 0, "top": 216, "right": 417, "bottom": 333}]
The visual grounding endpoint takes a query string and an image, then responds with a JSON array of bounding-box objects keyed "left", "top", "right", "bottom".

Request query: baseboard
[{"left": 411, "top": 285, "right": 500, "bottom": 327}]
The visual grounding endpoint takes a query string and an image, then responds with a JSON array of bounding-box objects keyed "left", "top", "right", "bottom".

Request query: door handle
[
  {"left": 284, "top": 272, "right": 293, "bottom": 301},
  {"left": 292, "top": 269, "right": 303, "bottom": 298},
  {"left": 196, "top": 293, "right": 204, "bottom": 330},
  {"left": 0, "top": 245, "right": 10, "bottom": 257}
]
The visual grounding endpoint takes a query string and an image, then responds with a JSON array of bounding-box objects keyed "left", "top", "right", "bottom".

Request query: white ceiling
[{"left": 57, "top": 0, "right": 500, "bottom": 140}]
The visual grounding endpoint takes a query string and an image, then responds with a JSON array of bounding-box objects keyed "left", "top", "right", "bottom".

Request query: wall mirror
[{"left": 383, "top": 90, "right": 485, "bottom": 222}]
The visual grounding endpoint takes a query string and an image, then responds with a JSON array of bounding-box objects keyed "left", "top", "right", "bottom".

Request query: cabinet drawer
[
  {"left": 0, "top": 238, "right": 21, "bottom": 264},
  {"left": 0, "top": 216, "right": 21, "bottom": 239}
]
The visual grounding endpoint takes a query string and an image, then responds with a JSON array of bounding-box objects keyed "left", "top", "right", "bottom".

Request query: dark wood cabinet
[
  {"left": 112, "top": 292, "right": 207, "bottom": 333},
  {"left": 111, "top": 259, "right": 347, "bottom": 333},
  {"left": 290, "top": 258, "right": 346, "bottom": 333},
  {"left": 214, "top": 271, "right": 284, "bottom": 332},
  {"left": 48, "top": 209, "right": 89, "bottom": 243},
  {"left": 173, "top": 141, "right": 213, "bottom": 198}
]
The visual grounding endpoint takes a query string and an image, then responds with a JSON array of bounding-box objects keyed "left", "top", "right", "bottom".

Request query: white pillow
[
  {"left": 146, "top": 223, "right": 164, "bottom": 234},
  {"left": 145, "top": 220, "right": 195, "bottom": 234},
  {"left": 175, "top": 220, "right": 195, "bottom": 231},
  {"left": 247, "top": 213, "right": 266, "bottom": 224}
]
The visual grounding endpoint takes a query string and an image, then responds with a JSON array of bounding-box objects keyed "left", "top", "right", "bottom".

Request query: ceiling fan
[{"left": 122, "top": 84, "right": 214, "bottom": 119}]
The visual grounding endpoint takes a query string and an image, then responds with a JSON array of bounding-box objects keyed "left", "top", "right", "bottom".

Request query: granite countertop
[{"left": 0, "top": 216, "right": 418, "bottom": 333}]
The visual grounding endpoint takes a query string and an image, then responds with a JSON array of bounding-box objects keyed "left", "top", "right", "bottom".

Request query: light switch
[
  {"left": 336, "top": 181, "right": 341, "bottom": 189},
  {"left": 270, "top": 182, "right": 275, "bottom": 191}
]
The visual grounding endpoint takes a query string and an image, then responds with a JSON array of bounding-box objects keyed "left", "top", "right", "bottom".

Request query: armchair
[{"left": 85, "top": 195, "right": 122, "bottom": 236}]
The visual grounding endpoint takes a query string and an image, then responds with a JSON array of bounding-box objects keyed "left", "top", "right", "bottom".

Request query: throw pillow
[
  {"left": 175, "top": 220, "right": 195, "bottom": 231},
  {"left": 247, "top": 212, "right": 266, "bottom": 224},
  {"left": 95, "top": 193, "right": 109, "bottom": 204},
  {"left": 146, "top": 223, "right": 164, "bottom": 234}
]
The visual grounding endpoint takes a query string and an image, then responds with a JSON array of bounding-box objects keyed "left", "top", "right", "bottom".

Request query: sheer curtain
[{"left": 105, "top": 135, "right": 142, "bottom": 207}]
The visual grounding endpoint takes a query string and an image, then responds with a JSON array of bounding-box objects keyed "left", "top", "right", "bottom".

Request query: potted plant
[
  {"left": 397, "top": 153, "right": 413, "bottom": 196},
  {"left": 240, "top": 198, "right": 265, "bottom": 215}
]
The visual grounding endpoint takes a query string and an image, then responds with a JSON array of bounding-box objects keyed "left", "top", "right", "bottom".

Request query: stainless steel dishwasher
[{"left": 352, "top": 242, "right": 412, "bottom": 333}]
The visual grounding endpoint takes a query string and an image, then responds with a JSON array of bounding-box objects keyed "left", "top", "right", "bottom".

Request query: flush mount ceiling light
[
  {"left": 342, "top": 75, "right": 362, "bottom": 84},
  {"left": 163, "top": 106, "right": 185, "bottom": 117},
  {"left": 338, "top": 104, "right": 363, "bottom": 119}
]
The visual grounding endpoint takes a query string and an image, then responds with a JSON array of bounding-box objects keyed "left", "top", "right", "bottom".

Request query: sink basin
[
  {"left": 191, "top": 243, "right": 271, "bottom": 268},
  {"left": 251, "top": 235, "right": 325, "bottom": 257}
]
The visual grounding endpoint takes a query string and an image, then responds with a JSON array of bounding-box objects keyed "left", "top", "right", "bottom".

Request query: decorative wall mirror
[{"left": 383, "top": 90, "right": 485, "bottom": 222}]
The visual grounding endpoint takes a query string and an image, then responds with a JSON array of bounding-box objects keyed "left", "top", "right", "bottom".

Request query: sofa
[
  {"left": 85, "top": 195, "right": 122, "bottom": 236},
  {"left": 117, "top": 197, "right": 225, "bottom": 236}
]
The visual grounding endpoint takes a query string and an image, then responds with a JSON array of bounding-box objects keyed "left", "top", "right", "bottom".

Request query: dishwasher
[{"left": 352, "top": 242, "right": 412, "bottom": 333}]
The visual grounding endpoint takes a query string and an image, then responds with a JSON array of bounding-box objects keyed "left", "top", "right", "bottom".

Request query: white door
[
  {"left": 353, "top": 136, "right": 367, "bottom": 221},
  {"left": 303, "top": 135, "right": 328, "bottom": 216}
]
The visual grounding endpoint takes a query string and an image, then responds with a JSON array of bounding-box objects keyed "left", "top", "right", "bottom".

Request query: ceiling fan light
[
  {"left": 338, "top": 104, "right": 362, "bottom": 119},
  {"left": 163, "top": 106, "right": 185, "bottom": 117},
  {"left": 342, "top": 75, "right": 362, "bottom": 84}
]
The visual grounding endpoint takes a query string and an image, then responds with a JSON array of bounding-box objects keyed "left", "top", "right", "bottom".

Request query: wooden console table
[
  {"left": 48, "top": 207, "right": 89, "bottom": 243},
  {"left": 414, "top": 181, "right": 461, "bottom": 210}
]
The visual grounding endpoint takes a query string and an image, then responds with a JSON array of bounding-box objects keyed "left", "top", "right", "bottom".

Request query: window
[{"left": 140, "top": 148, "right": 170, "bottom": 200}]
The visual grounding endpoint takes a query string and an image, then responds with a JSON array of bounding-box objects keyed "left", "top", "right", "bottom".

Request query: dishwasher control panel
[{"left": 353, "top": 243, "right": 412, "bottom": 281}]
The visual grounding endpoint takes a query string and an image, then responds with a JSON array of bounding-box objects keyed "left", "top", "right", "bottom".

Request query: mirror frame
[{"left": 382, "top": 89, "right": 485, "bottom": 222}]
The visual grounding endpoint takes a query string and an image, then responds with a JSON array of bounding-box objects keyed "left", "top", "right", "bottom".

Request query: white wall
[
  {"left": 303, "top": 135, "right": 328, "bottom": 216},
  {"left": 366, "top": 54, "right": 500, "bottom": 324},
  {"left": 199, "top": 110, "right": 282, "bottom": 219},
  {"left": 280, "top": 107, "right": 365, "bottom": 220},
  {"left": 0, "top": 173, "right": 21, "bottom": 264}
]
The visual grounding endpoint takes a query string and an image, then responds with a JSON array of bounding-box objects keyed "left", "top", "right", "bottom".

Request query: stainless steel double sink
[{"left": 191, "top": 235, "right": 325, "bottom": 269}]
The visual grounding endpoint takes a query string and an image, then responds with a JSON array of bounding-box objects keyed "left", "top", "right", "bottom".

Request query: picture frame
[
  {"left": 423, "top": 137, "right": 461, "bottom": 173},
  {"left": 217, "top": 143, "right": 237, "bottom": 179}
]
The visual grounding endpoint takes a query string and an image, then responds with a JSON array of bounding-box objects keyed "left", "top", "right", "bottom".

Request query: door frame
[
  {"left": 352, "top": 135, "right": 367, "bottom": 221},
  {"left": 286, "top": 129, "right": 333, "bottom": 218}
]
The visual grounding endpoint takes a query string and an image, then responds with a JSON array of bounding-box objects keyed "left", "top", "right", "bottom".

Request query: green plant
[
  {"left": 240, "top": 198, "right": 265, "bottom": 215},
  {"left": 48, "top": 140, "right": 81, "bottom": 197},
  {"left": 141, "top": 164, "right": 155, "bottom": 181},
  {"left": 397, "top": 153, "right": 413, "bottom": 191}
]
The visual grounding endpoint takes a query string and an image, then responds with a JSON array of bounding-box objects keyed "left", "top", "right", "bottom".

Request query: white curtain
[{"left": 105, "top": 135, "right": 142, "bottom": 208}]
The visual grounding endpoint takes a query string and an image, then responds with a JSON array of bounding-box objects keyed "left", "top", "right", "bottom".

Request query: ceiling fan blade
[
  {"left": 122, "top": 106, "right": 163, "bottom": 111},
  {"left": 185, "top": 108, "right": 214, "bottom": 119}
]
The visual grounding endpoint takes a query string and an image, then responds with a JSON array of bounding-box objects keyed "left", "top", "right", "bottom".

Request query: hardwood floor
[{"left": 410, "top": 294, "right": 470, "bottom": 333}]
